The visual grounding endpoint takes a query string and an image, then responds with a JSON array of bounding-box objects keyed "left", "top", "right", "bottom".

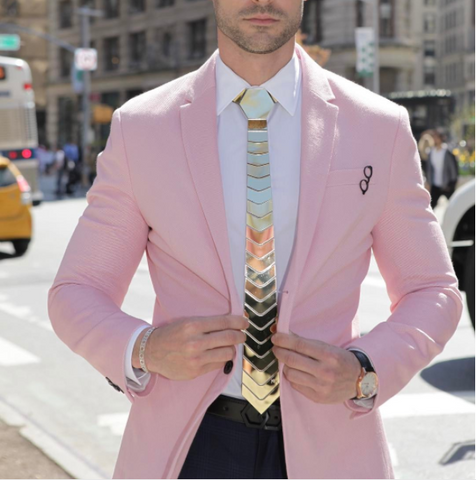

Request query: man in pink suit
[{"left": 47, "top": 0, "right": 464, "bottom": 478}]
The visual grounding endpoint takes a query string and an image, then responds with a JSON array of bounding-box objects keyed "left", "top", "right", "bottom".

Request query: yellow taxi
[{"left": 0, "top": 155, "right": 32, "bottom": 256}]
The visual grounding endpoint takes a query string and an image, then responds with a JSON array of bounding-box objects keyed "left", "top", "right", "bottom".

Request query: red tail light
[
  {"left": 16, "top": 175, "right": 31, "bottom": 193},
  {"left": 8, "top": 151, "right": 17, "bottom": 159},
  {"left": 21, "top": 149, "right": 32, "bottom": 159},
  {"left": 23, "top": 83, "right": 32, "bottom": 90}
]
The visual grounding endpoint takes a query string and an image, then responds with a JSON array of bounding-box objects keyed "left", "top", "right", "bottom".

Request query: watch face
[{"left": 361, "top": 372, "right": 378, "bottom": 397}]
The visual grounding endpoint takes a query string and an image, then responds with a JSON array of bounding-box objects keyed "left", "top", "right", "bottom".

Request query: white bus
[{"left": 0, "top": 55, "right": 42, "bottom": 205}]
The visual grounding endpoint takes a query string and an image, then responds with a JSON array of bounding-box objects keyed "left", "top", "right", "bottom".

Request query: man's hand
[
  {"left": 271, "top": 332, "right": 362, "bottom": 404},
  {"left": 133, "top": 315, "right": 248, "bottom": 381}
]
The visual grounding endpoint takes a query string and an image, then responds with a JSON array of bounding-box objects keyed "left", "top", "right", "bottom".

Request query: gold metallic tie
[{"left": 232, "top": 87, "right": 280, "bottom": 414}]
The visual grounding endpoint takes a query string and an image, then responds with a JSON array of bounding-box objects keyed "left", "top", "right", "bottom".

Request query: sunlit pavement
[{"left": 0, "top": 179, "right": 473, "bottom": 479}]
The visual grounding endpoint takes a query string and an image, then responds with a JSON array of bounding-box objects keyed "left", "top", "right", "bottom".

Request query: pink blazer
[{"left": 48, "top": 43, "right": 464, "bottom": 479}]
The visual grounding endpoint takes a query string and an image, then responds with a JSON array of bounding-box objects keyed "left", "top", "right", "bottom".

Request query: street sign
[
  {"left": 71, "top": 63, "right": 84, "bottom": 93},
  {"left": 355, "top": 27, "right": 374, "bottom": 78},
  {"left": 74, "top": 48, "right": 97, "bottom": 71},
  {"left": 0, "top": 34, "right": 20, "bottom": 51}
]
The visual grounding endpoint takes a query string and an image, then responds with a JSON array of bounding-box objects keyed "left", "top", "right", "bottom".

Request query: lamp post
[{"left": 75, "top": 6, "right": 103, "bottom": 186}]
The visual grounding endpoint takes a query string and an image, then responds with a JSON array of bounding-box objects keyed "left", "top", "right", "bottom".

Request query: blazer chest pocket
[{"left": 326, "top": 167, "right": 377, "bottom": 188}]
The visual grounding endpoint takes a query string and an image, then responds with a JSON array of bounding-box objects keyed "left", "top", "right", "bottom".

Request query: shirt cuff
[{"left": 125, "top": 325, "right": 152, "bottom": 391}]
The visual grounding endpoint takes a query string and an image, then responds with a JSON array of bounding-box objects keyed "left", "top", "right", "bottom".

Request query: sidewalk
[{"left": 0, "top": 417, "right": 72, "bottom": 479}]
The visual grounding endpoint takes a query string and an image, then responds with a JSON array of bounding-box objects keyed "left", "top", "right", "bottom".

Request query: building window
[
  {"left": 59, "top": 48, "right": 72, "bottom": 78},
  {"left": 2, "top": 0, "right": 20, "bottom": 16},
  {"left": 101, "top": 91, "right": 121, "bottom": 109},
  {"left": 99, "top": 92, "right": 121, "bottom": 145},
  {"left": 59, "top": 0, "right": 73, "bottom": 29},
  {"left": 151, "top": 28, "right": 177, "bottom": 69},
  {"left": 424, "top": 39, "right": 436, "bottom": 57},
  {"left": 188, "top": 18, "right": 207, "bottom": 60},
  {"left": 79, "top": 0, "right": 95, "bottom": 8},
  {"left": 380, "top": 0, "right": 394, "bottom": 38},
  {"left": 424, "top": 13, "right": 436, "bottom": 33},
  {"left": 468, "top": 61, "right": 475, "bottom": 80},
  {"left": 444, "top": 34, "right": 458, "bottom": 54},
  {"left": 355, "top": 0, "right": 365, "bottom": 28},
  {"left": 301, "top": 0, "right": 323, "bottom": 44},
  {"left": 468, "top": 90, "right": 475, "bottom": 105},
  {"left": 129, "top": 31, "right": 147, "bottom": 69},
  {"left": 129, "top": 0, "right": 145, "bottom": 14},
  {"left": 156, "top": 0, "right": 174, "bottom": 7},
  {"left": 162, "top": 32, "right": 173, "bottom": 58},
  {"left": 104, "top": 36, "right": 120, "bottom": 71},
  {"left": 126, "top": 89, "right": 143, "bottom": 100},
  {"left": 380, "top": 67, "right": 398, "bottom": 94},
  {"left": 424, "top": 64, "right": 436, "bottom": 85},
  {"left": 104, "top": 0, "right": 119, "bottom": 18}
]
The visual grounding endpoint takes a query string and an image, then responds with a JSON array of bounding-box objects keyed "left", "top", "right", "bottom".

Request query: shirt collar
[{"left": 215, "top": 49, "right": 301, "bottom": 117}]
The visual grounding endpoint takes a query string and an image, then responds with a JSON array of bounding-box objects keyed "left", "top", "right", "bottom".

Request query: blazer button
[{"left": 223, "top": 360, "right": 233, "bottom": 374}]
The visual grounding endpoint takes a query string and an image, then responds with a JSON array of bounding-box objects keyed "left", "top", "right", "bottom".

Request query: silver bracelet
[{"left": 139, "top": 327, "right": 156, "bottom": 373}]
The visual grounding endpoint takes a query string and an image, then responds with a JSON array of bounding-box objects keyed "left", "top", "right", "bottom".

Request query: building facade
[
  {"left": 300, "top": 0, "right": 416, "bottom": 94},
  {"left": 46, "top": 0, "right": 474, "bottom": 150},
  {"left": 411, "top": 0, "right": 439, "bottom": 91},
  {"left": 47, "top": 0, "right": 216, "bottom": 150},
  {"left": 436, "top": 0, "right": 475, "bottom": 112}
]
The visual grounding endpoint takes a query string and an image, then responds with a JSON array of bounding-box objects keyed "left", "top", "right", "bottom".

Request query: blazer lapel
[
  {"left": 180, "top": 50, "right": 242, "bottom": 313},
  {"left": 278, "top": 45, "right": 340, "bottom": 331},
  {"left": 179, "top": 45, "right": 340, "bottom": 322}
]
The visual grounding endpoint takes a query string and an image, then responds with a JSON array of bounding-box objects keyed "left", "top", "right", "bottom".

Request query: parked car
[
  {"left": 0, "top": 156, "right": 32, "bottom": 256},
  {"left": 441, "top": 179, "right": 475, "bottom": 329}
]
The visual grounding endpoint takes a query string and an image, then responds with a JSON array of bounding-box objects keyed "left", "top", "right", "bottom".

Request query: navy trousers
[{"left": 178, "top": 411, "right": 288, "bottom": 479}]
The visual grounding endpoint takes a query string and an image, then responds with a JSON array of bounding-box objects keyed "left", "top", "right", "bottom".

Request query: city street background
[
  {"left": 0, "top": 0, "right": 474, "bottom": 478},
  {"left": 0, "top": 174, "right": 473, "bottom": 479}
]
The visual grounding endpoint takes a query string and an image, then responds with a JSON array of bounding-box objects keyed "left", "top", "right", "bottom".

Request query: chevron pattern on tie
[{"left": 232, "top": 87, "right": 280, "bottom": 415}]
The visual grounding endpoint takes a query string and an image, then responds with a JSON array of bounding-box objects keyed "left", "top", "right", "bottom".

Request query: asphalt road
[{"left": 0, "top": 176, "right": 473, "bottom": 479}]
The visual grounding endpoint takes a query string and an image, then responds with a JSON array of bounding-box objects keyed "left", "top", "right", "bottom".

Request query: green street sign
[{"left": 0, "top": 34, "right": 20, "bottom": 51}]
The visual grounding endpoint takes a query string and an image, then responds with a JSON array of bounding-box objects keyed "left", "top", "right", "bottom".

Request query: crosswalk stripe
[
  {"left": 0, "top": 302, "right": 53, "bottom": 331},
  {"left": 0, "top": 337, "right": 40, "bottom": 366}
]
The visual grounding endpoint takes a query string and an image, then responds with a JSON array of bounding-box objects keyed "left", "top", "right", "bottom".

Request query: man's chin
[{"left": 234, "top": 36, "right": 283, "bottom": 54}]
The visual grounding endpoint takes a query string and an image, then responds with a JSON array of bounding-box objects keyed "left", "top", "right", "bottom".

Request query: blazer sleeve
[
  {"left": 47, "top": 108, "right": 157, "bottom": 403},
  {"left": 343, "top": 105, "right": 464, "bottom": 419}
]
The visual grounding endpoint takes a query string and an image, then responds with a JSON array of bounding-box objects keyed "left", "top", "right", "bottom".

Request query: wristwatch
[{"left": 350, "top": 350, "right": 378, "bottom": 400}]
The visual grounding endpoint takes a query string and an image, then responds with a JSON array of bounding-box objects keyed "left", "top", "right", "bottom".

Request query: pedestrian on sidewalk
[
  {"left": 54, "top": 145, "right": 66, "bottom": 196},
  {"left": 47, "top": 1, "right": 464, "bottom": 478},
  {"left": 63, "top": 142, "right": 81, "bottom": 195},
  {"left": 426, "top": 129, "right": 459, "bottom": 209}
]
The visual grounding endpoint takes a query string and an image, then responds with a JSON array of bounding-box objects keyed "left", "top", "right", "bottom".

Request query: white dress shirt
[
  {"left": 430, "top": 145, "right": 447, "bottom": 187},
  {"left": 123, "top": 51, "right": 375, "bottom": 408}
]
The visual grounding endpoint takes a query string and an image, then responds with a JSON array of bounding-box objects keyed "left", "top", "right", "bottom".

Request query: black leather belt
[{"left": 206, "top": 394, "right": 282, "bottom": 431}]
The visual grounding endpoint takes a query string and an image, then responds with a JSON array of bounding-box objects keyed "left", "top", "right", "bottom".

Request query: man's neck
[{"left": 217, "top": 33, "right": 295, "bottom": 86}]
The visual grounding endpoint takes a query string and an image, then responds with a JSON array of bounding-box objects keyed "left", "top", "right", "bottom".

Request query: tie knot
[{"left": 232, "top": 87, "right": 277, "bottom": 120}]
